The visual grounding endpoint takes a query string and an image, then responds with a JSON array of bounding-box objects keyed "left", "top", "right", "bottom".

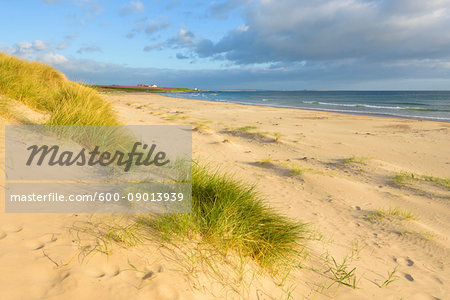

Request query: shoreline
[
  {"left": 1, "top": 90, "right": 449, "bottom": 300},
  {"left": 104, "top": 92, "right": 449, "bottom": 299},
  {"left": 107, "top": 92, "right": 450, "bottom": 178},
  {"left": 156, "top": 92, "right": 450, "bottom": 124}
]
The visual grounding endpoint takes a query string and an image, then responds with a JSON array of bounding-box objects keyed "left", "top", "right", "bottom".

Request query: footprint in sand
[
  {"left": 142, "top": 271, "right": 154, "bottom": 280},
  {"left": 0, "top": 231, "right": 6, "bottom": 240},
  {"left": 22, "top": 233, "right": 58, "bottom": 251},
  {"left": 1, "top": 224, "right": 23, "bottom": 233},
  {"left": 140, "top": 265, "right": 165, "bottom": 280},
  {"left": 38, "top": 233, "right": 58, "bottom": 244},
  {"left": 404, "top": 273, "right": 414, "bottom": 281},
  {"left": 103, "top": 264, "right": 120, "bottom": 277},
  {"left": 393, "top": 256, "right": 414, "bottom": 267},
  {"left": 24, "top": 240, "right": 45, "bottom": 250},
  {"left": 85, "top": 264, "right": 120, "bottom": 278},
  {"left": 85, "top": 268, "right": 106, "bottom": 278}
]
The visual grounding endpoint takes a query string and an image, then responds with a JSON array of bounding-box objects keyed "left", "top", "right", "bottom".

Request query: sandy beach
[{"left": 1, "top": 92, "right": 449, "bottom": 299}]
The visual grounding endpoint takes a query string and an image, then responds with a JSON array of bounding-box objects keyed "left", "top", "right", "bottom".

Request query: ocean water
[{"left": 161, "top": 91, "right": 450, "bottom": 122}]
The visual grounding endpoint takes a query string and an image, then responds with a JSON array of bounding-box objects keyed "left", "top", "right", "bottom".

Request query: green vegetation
[
  {"left": 0, "top": 95, "right": 10, "bottom": 117},
  {"left": 366, "top": 207, "right": 418, "bottom": 222},
  {"left": 0, "top": 52, "right": 129, "bottom": 151},
  {"left": 328, "top": 256, "right": 358, "bottom": 289},
  {"left": 89, "top": 85, "right": 195, "bottom": 93},
  {"left": 289, "top": 164, "right": 310, "bottom": 177},
  {"left": 380, "top": 266, "right": 399, "bottom": 288},
  {"left": 0, "top": 53, "right": 117, "bottom": 126},
  {"left": 392, "top": 172, "right": 411, "bottom": 186},
  {"left": 392, "top": 172, "right": 450, "bottom": 191},
  {"left": 273, "top": 132, "right": 283, "bottom": 142},
  {"left": 103, "top": 222, "right": 143, "bottom": 247},
  {"left": 192, "top": 121, "right": 211, "bottom": 131},
  {"left": 1, "top": 52, "right": 307, "bottom": 273},
  {"left": 237, "top": 125, "right": 258, "bottom": 132},
  {"left": 224, "top": 125, "right": 272, "bottom": 142},
  {"left": 257, "top": 157, "right": 274, "bottom": 165},
  {"left": 340, "top": 155, "right": 369, "bottom": 165},
  {"left": 142, "top": 165, "right": 307, "bottom": 270},
  {"left": 422, "top": 175, "right": 450, "bottom": 190}
]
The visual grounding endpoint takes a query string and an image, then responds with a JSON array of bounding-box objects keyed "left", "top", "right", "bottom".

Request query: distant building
[
  {"left": 151, "top": 84, "right": 158, "bottom": 88},
  {"left": 137, "top": 84, "right": 149, "bottom": 87}
]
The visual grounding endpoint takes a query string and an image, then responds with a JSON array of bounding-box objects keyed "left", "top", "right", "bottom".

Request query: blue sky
[{"left": 1, "top": 0, "right": 450, "bottom": 90}]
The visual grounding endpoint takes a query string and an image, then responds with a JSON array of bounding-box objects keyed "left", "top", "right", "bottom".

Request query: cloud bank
[{"left": 192, "top": 0, "right": 450, "bottom": 65}]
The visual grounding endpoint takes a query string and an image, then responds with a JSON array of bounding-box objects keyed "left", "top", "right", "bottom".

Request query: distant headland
[{"left": 88, "top": 84, "right": 211, "bottom": 93}]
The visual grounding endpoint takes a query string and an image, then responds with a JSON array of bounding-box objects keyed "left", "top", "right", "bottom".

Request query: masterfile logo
[{"left": 5, "top": 125, "right": 192, "bottom": 213}]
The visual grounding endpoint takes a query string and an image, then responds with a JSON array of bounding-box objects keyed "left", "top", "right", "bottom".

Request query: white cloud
[
  {"left": 33, "top": 40, "right": 48, "bottom": 51},
  {"left": 167, "top": 29, "right": 195, "bottom": 48},
  {"left": 41, "top": 53, "right": 68, "bottom": 64},
  {"left": 192, "top": 0, "right": 450, "bottom": 64},
  {"left": 6, "top": 40, "right": 50, "bottom": 55},
  {"left": 120, "top": 1, "right": 144, "bottom": 16},
  {"left": 126, "top": 18, "right": 170, "bottom": 38}
]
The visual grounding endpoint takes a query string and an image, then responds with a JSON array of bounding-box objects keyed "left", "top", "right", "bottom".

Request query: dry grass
[
  {"left": 366, "top": 207, "right": 418, "bottom": 222},
  {"left": 1, "top": 52, "right": 308, "bottom": 274},
  {"left": 0, "top": 52, "right": 117, "bottom": 126}
]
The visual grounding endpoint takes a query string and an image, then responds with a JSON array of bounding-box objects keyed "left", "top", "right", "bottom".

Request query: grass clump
[
  {"left": 224, "top": 125, "right": 272, "bottom": 142},
  {"left": 192, "top": 121, "right": 211, "bottom": 131},
  {"left": 257, "top": 157, "right": 274, "bottom": 165},
  {"left": 366, "top": 207, "right": 418, "bottom": 222},
  {"left": 392, "top": 172, "right": 414, "bottom": 187},
  {"left": 380, "top": 265, "right": 399, "bottom": 288},
  {"left": 0, "top": 52, "right": 117, "bottom": 126},
  {"left": 421, "top": 175, "right": 450, "bottom": 190},
  {"left": 104, "top": 223, "right": 143, "bottom": 247},
  {"left": 328, "top": 256, "right": 358, "bottom": 289},
  {"left": 273, "top": 132, "right": 283, "bottom": 142},
  {"left": 393, "top": 172, "right": 450, "bottom": 191},
  {"left": 145, "top": 165, "right": 308, "bottom": 271},
  {"left": 237, "top": 125, "right": 258, "bottom": 132},
  {"left": 340, "top": 155, "right": 369, "bottom": 165},
  {"left": 289, "top": 164, "right": 310, "bottom": 177},
  {"left": 0, "top": 52, "right": 130, "bottom": 150}
]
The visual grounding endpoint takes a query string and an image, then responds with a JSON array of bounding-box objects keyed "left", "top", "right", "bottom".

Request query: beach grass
[
  {"left": 257, "top": 157, "right": 274, "bottom": 165},
  {"left": 380, "top": 266, "right": 399, "bottom": 288},
  {"left": 392, "top": 171, "right": 450, "bottom": 191},
  {"left": 0, "top": 53, "right": 117, "bottom": 126},
  {"left": 237, "top": 125, "right": 258, "bottom": 132},
  {"left": 143, "top": 164, "right": 308, "bottom": 271},
  {"left": 273, "top": 132, "right": 283, "bottom": 142},
  {"left": 288, "top": 164, "right": 311, "bottom": 177},
  {"left": 1, "top": 52, "right": 307, "bottom": 273},
  {"left": 366, "top": 207, "right": 418, "bottom": 222},
  {"left": 0, "top": 52, "right": 129, "bottom": 151},
  {"left": 340, "top": 155, "right": 370, "bottom": 165}
]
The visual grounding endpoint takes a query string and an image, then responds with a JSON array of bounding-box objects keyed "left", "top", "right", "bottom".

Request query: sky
[{"left": 1, "top": 0, "right": 450, "bottom": 90}]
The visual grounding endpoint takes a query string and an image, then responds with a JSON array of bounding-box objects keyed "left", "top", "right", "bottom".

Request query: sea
[{"left": 160, "top": 91, "right": 450, "bottom": 122}]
